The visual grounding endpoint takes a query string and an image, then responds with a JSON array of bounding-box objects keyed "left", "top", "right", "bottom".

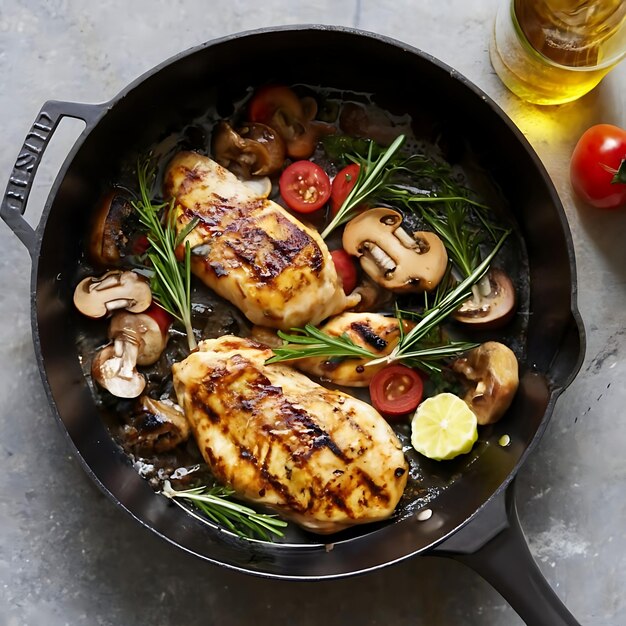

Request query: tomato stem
[{"left": 612, "top": 159, "right": 626, "bottom": 185}]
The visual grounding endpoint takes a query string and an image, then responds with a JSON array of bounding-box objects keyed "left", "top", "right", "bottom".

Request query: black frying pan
[{"left": 0, "top": 26, "right": 585, "bottom": 626}]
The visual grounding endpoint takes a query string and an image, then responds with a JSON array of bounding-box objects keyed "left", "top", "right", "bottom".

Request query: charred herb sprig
[
  {"left": 131, "top": 159, "right": 198, "bottom": 351},
  {"left": 267, "top": 232, "right": 508, "bottom": 373},
  {"left": 162, "top": 480, "right": 287, "bottom": 541}
]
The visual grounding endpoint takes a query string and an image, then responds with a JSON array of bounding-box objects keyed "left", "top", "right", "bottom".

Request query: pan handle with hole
[
  {"left": 0, "top": 100, "right": 105, "bottom": 257},
  {"left": 431, "top": 479, "right": 580, "bottom": 625}
]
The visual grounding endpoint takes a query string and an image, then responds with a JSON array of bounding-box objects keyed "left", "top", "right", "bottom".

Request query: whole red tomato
[{"left": 570, "top": 124, "right": 626, "bottom": 210}]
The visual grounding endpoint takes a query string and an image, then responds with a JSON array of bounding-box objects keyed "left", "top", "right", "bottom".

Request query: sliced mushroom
[
  {"left": 342, "top": 208, "right": 448, "bottom": 293},
  {"left": 91, "top": 342, "right": 146, "bottom": 399},
  {"left": 238, "top": 122, "right": 286, "bottom": 174},
  {"left": 124, "top": 397, "right": 190, "bottom": 455},
  {"left": 212, "top": 120, "right": 285, "bottom": 177},
  {"left": 454, "top": 268, "right": 516, "bottom": 329},
  {"left": 89, "top": 191, "right": 133, "bottom": 267},
  {"left": 352, "top": 276, "right": 394, "bottom": 312},
  {"left": 109, "top": 309, "right": 169, "bottom": 366},
  {"left": 452, "top": 341, "right": 519, "bottom": 425},
  {"left": 73, "top": 270, "right": 152, "bottom": 318},
  {"left": 248, "top": 85, "right": 333, "bottom": 159},
  {"left": 91, "top": 308, "right": 170, "bottom": 398}
]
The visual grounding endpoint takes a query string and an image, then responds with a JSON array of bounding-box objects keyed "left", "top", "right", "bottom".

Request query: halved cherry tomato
[
  {"left": 369, "top": 364, "right": 424, "bottom": 419},
  {"left": 330, "top": 164, "right": 360, "bottom": 215},
  {"left": 330, "top": 249, "right": 358, "bottom": 294},
  {"left": 570, "top": 124, "right": 626, "bottom": 210},
  {"left": 144, "top": 303, "right": 173, "bottom": 337},
  {"left": 279, "top": 161, "right": 331, "bottom": 213}
]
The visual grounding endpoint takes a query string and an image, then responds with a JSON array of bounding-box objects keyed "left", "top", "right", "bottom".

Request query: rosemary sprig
[
  {"left": 265, "top": 324, "right": 377, "bottom": 364},
  {"left": 267, "top": 231, "right": 509, "bottom": 372},
  {"left": 131, "top": 159, "right": 198, "bottom": 351},
  {"left": 321, "top": 135, "right": 406, "bottom": 239},
  {"left": 368, "top": 229, "right": 510, "bottom": 368},
  {"left": 378, "top": 157, "right": 506, "bottom": 279},
  {"left": 161, "top": 480, "right": 287, "bottom": 541}
]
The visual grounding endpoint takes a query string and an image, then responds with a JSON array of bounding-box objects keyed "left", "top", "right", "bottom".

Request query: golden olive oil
[{"left": 491, "top": 0, "right": 626, "bottom": 105}]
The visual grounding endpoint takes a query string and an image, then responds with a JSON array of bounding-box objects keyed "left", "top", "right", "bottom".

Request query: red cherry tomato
[
  {"left": 144, "top": 303, "right": 173, "bottom": 337},
  {"left": 330, "top": 164, "right": 360, "bottom": 215},
  {"left": 570, "top": 124, "right": 626, "bottom": 210},
  {"left": 330, "top": 249, "right": 358, "bottom": 294},
  {"left": 279, "top": 161, "right": 331, "bottom": 213},
  {"left": 369, "top": 364, "right": 424, "bottom": 419}
]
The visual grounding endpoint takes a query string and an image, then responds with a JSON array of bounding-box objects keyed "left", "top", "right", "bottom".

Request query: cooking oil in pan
[{"left": 490, "top": 0, "right": 626, "bottom": 105}]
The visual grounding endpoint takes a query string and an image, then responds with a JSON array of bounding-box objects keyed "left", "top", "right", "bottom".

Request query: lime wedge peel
[{"left": 410, "top": 392, "right": 478, "bottom": 461}]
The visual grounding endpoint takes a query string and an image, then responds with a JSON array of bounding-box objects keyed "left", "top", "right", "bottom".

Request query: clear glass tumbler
[{"left": 490, "top": 0, "right": 626, "bottom": 105}]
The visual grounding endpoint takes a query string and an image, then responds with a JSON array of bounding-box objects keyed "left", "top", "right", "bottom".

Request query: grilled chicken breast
[
  {"left": 172, "top": 335, "right": 408, "bottom": 534},
  {"left": 164, "top": 152, "right": 359, "bottom": 330},
  {"left": 293, "top": 312, "right": 413, "bottom": 387}
]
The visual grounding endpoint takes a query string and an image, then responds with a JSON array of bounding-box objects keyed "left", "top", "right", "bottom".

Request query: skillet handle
[
  {"left": 0, "top": 100, "right": 104, "bottom": 257},
  {"left": 431, "top": 479, "right": 580, "bottom": 626}
]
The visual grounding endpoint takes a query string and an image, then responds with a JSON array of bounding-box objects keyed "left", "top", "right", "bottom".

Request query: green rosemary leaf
[
  {"left": 162, "top": 480, "right": 287, "bottom": 542},
  {"left": 321, "top": 135, "right": 406, "bottom": 239},
  {"left": 266, "top": 324, "right": 376, "bottom": 364},
  {"left": 131, "top": 158, "right": 197, "bottom": 351}
]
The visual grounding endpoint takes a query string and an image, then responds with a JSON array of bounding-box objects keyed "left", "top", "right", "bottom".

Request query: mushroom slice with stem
[
  {"left": 108, "top": 307, "right": 170, "bottom": 366},
  {"left": 91, "top": 307, "right": 171, "bottom": 398},
  {"left": 451, "top": 341, "right": 519, "bottom": 425},
  {"left": 342, "top": 208, "right": 448, "bottom": 293},
  {"left": 212, "top": 120, "right": 285, "bottom": 178},
  {"left": 124, "top": 397, "right": 190, "bottom": 455},
  {"left": 454, "top": 268, "right": 516, "bottom": 329},
  {"left": 73, "top": 270, "right": 152, "bottom": 319},
  {"left": 91, "top": 342, "right": 146, "bottom": 399}
]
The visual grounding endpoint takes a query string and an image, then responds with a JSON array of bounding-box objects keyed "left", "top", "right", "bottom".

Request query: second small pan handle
[{"left": 431, "top": 480, "right": 580, "bottom": 626}]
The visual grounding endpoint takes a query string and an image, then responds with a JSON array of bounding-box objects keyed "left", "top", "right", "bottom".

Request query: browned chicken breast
[
  {"left": 172, "top": 335, "right": 408, "bottom": 534},
  {"left": 294, "top": 312, "right": 413, "bottom": 387},
  {"left": 164, "top": 152, "right": 359, "bottom": 330}
]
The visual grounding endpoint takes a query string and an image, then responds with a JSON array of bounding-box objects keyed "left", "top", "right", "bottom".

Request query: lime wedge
[{"left": 410, "top": 393, "right": 478, "bottom": 461}]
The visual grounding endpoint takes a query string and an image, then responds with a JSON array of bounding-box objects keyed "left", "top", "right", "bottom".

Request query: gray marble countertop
[{"left": 1, "top": 2, "right": 624, "bottom": 625}]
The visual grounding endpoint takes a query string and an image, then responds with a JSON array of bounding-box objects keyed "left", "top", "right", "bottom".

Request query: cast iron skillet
[{"left": 1, "top": 26, "right": 585, "bottom": 625}]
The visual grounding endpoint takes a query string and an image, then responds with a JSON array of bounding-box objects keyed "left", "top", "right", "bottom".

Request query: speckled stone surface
[{"left": 0, "top": 2, "right": 624, "bottom": 625}]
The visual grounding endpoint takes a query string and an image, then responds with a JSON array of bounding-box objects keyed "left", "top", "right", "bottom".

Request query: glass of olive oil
[{"left": 490, "top": 0, "right": 626, "bottom": 105}]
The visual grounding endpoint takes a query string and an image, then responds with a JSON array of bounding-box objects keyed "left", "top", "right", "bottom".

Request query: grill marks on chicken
[
  {"left": 294, "top": 312, "right": 414, "bottom": 387},
  {"left": 165, "top": 153, "right": 359, "bottom": 330},
  {"left": 172, "top": 336, "right": 408, "bottom": 533}
]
